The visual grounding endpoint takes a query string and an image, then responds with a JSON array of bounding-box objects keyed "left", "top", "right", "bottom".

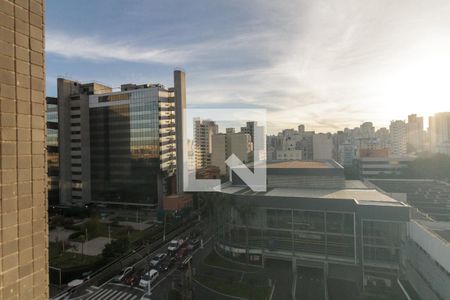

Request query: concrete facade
[
  {"left": 174, "top": 70, "right": 186, "bottom": 194},
  {"left": 313, "top": 133, "right": 333, "bottom": 160},
  {"left": 0, "top": 0, "right": 48, "bottom": 298},
  {"left": 390, "top": 120, "right": 407, "bottom": 156},
  {"left": 57, "top": 79, "right": 111, "bottom": 206},
  {"left": 194, "top": 119, "right": 218, "bottom": 169},
  {"left": 211, "top": 132, "right": 252, "bottom": 175}
]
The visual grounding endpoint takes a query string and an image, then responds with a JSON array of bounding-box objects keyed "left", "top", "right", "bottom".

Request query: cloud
[
  {"left": 46, "top": 31, "right": 191, "bottom": 65},
  {"left": 46, "top": 0, "right": 450, "bottom": 133}
]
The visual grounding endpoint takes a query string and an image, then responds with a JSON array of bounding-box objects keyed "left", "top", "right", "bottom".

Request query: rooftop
[
  {"left": 266, "top": 160, "right": 336, "bottom": 169},
  {"left": 221, "top": 180, "right": 405, "bottom": 207}
]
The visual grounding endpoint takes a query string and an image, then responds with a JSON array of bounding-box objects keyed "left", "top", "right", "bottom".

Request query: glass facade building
[
  {"left": 47, "top": 97, "right": 60, "bottom": 206},
  {"left": 89, "top": 86, "right": 176, "bottom": 207}
]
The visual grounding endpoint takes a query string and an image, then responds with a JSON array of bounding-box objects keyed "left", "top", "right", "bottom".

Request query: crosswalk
[{"left": 84, "top": 288, "right": 139, "bottom": 300}]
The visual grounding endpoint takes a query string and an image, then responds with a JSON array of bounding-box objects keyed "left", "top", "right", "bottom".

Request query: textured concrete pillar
[{"left": 0, "top": 0, "right": 48, "bottom": 299}]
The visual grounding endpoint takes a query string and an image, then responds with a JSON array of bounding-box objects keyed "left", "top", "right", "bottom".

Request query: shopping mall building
[{"left": 214, "top": 160, "right": 410, "bottom": 298}]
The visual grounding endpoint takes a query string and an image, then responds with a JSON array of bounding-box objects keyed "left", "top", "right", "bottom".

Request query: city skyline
[{"left": 45, "top": 0, "right": 450, "bottom": 134}]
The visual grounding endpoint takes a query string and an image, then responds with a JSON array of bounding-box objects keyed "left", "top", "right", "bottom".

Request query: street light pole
[{"left": 163, "top": 211, "right": 166, "bottom": 242}]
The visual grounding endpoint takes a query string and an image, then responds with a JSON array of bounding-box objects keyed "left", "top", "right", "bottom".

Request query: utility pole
[{"left": 163, "top": 211, "right": 167, "bottom": 241}]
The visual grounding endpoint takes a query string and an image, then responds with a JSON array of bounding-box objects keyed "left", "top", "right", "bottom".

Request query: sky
[{"left": 45, "top": 0, "right": 450, "bottom": 134}]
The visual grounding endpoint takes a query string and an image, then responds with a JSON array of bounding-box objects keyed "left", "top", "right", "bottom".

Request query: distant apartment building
[
  {"left": 241, "top": 121, "right": 265, "bottom": 160},
  {"left": 46, "top": 97, "right": 59, "bottom": 206},
  {"left": 356, "top": 150, "right": 413, "bottom": 177},
  {"left": 338, "top": 142, "right": 356, "bottom": 167},
  {"left": 313, "top": 133, "right": 334, "bottom": 160},
  {"left": 273, "top": 125, "right": 315, "bottom": 161},
  {"left": 267, "top": 135, "right": 283, "bottom": 161},
  {"left": 375, "top": 127, "right": 390, "bottom": 148},
  {"left": 55, "top": 71, "right": 185, "bottom": 207},
  {"left": 0, "top": 0, "right": 49, "bottom": 298},
  {"left": 211, "top": 132, "right": 252, "bottom": 175},
  {"left": 407, "top": 114, "right": 424, "bottom": 153},
  {"left": 360, "top": 121, "right": 375, "bottom": 138},
  {"left": 240, "top": 121, "right": 256, "bottom": 142},
  {"left": 429, "top": 112, "right": 450, "bottom": 156},
  {"left": 226, "top": 127, "right": 235, "bottom": 134},
  {"left": 194, "top": 119, "right": 218, "bottom": 169},
  {"left": 390, "top": 120, "right": 407, "bottom": 156}
]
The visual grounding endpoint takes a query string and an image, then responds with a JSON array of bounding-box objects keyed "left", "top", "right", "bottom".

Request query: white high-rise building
[
  {"left": 194, "top": 119, "right": 218, "bottom": 169},
  {"left": 407, "top": 114, "right": 424, "bottom": 153},
  {"left": 429, "top": 112, "right": 450, "bottom": 156},
  {"left": 390, "top": 120, "right": 407, "bottom": 156},
  {"left": 313, "top": 133, "right": 334, "bottom": 160}
]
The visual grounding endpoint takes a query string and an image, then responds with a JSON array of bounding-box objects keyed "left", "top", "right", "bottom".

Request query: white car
[
  {"left": 139, "top": 269, "right": 159, "bottom": 289},
  {"left": 150, "top": 253, "right": 167, "bottom": 267},
  {"left": 167, "top": 239, "right": 183, "bottom": 252}
]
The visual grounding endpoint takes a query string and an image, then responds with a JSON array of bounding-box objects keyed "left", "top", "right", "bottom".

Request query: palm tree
[{"left": 235, "top": 199, "right": 256, "bottom": 264}]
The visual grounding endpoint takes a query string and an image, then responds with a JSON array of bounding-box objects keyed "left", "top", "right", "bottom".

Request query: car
[
  {"left": 115, "top": 266, "right": 134, "bottom": 282},
  {"left": 150, "top": 253, "right": 167, "bottom": 267},
  {"left": 187, "top": 238, "right": 201, "bottom": 251},
  {"left": 139, "top": 269, "right": 159, "bottom": 289},
  {"left": 158, "top": 257, "right": 175, "bottom": 272},
  {"left": 167, "top": 239, "right": 183, "bottom": 253},
  {"left": 127, "top": 269, "right": 144, "bottom": 287}
]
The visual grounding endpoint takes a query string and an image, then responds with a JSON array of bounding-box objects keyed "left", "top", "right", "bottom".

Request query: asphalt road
[{"left": 83, "top": 239, "right": 209, "bottom": 300}]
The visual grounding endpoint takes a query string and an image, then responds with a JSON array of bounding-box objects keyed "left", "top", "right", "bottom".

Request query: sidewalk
[{"left": 67, "top": 237, "right": 111, "bottom": 256}]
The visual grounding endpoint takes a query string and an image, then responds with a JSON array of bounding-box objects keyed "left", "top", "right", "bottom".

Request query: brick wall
[{"left": 0, "top": 0, "right": 48, "bottom": 299}]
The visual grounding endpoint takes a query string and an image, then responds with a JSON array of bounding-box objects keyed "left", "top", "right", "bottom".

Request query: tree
[
  {"left": 400, "top": 153, "right": 450, "bottom": 180},
  {"left": 102, "top": 238, "right": 129, "bottom": 259},
  {"left": 84, "top": 217, "right": 101, "bottom": 238}
]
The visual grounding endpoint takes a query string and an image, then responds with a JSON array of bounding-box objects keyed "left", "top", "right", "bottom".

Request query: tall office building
[
  {"left": 89, "top": 82, "right": 178, "bottom": 208},
  {"left": 211, "top": 132, "right": 252, "bottom": 175},
  {"left": 0, "top": 0, "right": 48, "bottom": 298},
  {"left": 407, "top": 114, "right": 424, "bottom": 153},
  {"left": 429, "top": 112, "right": 450, "bottom": 156},
  {"left": 57, "top": 79, "right": 112, "bottom": 205},
  {"left": 389, "top": 120, "right": 407, "bottom": 156},
  {"left": 56, "top": 71, "right": 185, "bottom": 207},
  {"left": 194, "top": 119, "right": 218, "bottom": 169}
]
